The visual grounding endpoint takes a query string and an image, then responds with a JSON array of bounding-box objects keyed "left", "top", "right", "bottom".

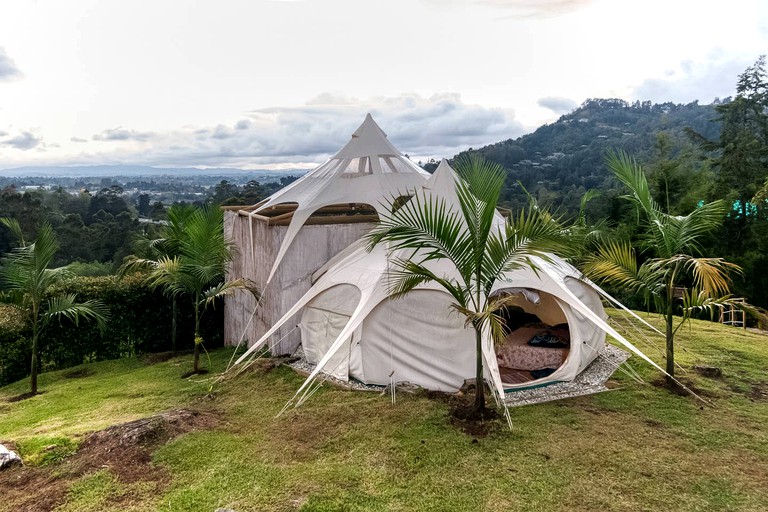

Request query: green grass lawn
[{"left": 1, "top": 312, "right": 768, "bottom": 511}]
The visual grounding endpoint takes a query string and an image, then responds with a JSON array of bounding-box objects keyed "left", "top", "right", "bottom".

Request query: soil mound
[{"left": 0, "top": 409, "right": 216, "bottom": 512}]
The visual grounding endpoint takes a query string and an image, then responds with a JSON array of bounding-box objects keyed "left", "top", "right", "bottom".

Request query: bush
[
  {"left": 63, "top": 261, "right": 113, "bottom": 277},
  {"left": 0, "top": 274, "right": 225, "bottom": 385},
  {"left": 0, "top": 304, "right": 31, "bottom": 386}
]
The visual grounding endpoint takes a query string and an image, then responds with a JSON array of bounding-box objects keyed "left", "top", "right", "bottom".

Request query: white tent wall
[
  {"left": 224, "top": 211, "right": 375, "bottom": 355},
  {"left": 300, "top": 283, "right": 362, "bottom": 381},
  {"left": 357, "top": 289, "right": 477, "bottom": 391},
  {"left": 296, "top": 268, "right": 609, "bottom": 392},
  {"left": 563, "top": 276, "right": 608, "bottom": 370}
]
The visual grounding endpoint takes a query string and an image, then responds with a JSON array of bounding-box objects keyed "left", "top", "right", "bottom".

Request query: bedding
[{"left": 496, "top": 326, "right": 568, "bottom": 372}]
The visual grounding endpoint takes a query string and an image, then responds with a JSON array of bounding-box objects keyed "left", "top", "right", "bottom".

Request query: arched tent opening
[
  {"left": 300, "top": 284, "right": 362, "bottom": 381},
  {"left": 491, "top": 284, "right": 606, "bottom": 389}
]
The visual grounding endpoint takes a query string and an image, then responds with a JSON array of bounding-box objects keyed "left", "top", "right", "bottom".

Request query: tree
[
  {"left": 0, "top": 218, "right": 108, "bottom": 394},
  {"left": 583, "top": 151, "right": 741, "bottom": 386},
  {"left": 365, "top": 156, "right": 570, "bottom": 415},
  {"left": 124, "top": 204, "right": 197, "bottom": 354},
  {"left": 209, "top": 180, "right": 240, "bottom": 205},
  {"left": 121, "top": 205, "right": 255, "bottom": 374},
  {"left": 137, "top": 194, "right": 152, "bottom": 217},
  {"left": 712, "top": 56, "right": 768, "bottom": 216}
]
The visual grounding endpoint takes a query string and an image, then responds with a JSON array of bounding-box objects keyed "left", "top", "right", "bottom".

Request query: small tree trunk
[
  {"left": 665, "top": 300, "right": 675, "bottom": 388},
  {"left": 171, "top": 296, "right": 178, "bottom": 355},
  {"left": 193, "top": 297, "right": 200, "bottom": 373},
  {"left": 473, "top": 327, "right": 485, "bottom": 413},
  {"left": 30, "top": 321, "right": 39, "bottom": 395}
]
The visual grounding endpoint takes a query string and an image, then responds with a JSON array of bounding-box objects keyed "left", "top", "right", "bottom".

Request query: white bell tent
[{"left": 234, "top": 160, "right": 667, "bottom": 407}]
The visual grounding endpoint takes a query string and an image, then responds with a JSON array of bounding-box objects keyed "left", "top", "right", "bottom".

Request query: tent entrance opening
[{"left": 493, "top": 289, "right": 570, "bottom": 385}]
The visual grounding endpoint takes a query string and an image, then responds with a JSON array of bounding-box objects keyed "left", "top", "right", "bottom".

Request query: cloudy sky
[{"left": 1, "top": 0, "right": 766, "bottom": 170}]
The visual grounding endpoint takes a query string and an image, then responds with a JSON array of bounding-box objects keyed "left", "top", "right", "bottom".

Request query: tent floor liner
[
  {"left": 503, "top": 344, "right": 630, "bottom": 407},
  {"left": 285, "top": 343, "right": 631, "bottom": 406}
]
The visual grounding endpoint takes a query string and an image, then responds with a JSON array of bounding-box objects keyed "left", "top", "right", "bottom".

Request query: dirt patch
[
  {"left": 449, "top": 410, "right": 499, "bottom": 437},
  {"left": 63, "top": 368, "right": 95, "bottom": 379},
  {"left": 447, "top": 394, "right": 500, "bottom": 438},
  {"left": 650, "top": 376, "right": 715, "bottom": 399},
  {"left": 181, "top": 368, "right": 208, "bottom": 379},
  {"left": 139, "top": 351, "right": 177, "bottom": 365},
  {"left": 6, "top": 391, "right": 41, "bottom": 403},
  {"left": 219, "top": 357, "right": 298, "bottom": 383},
  {"left": 644, "top": 418, "right": 665, "bottom": 429},
  {"left": 0, "top": 409, "right": 218, "bottom": 512},
  {"left": 419, "top": 389, "right": 454, "bottom": 403},
  {"left": 181, "top": 368, "right": 210, "bottom": 378},
  {"left": 749, "top": 382, "right": 768, "bottom": 401}
]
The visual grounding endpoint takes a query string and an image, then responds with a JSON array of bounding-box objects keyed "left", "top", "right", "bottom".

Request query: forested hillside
[
  {"left": 443, "top": 98, "right": 722, "bottom": 216},
  {"left": 441, "top": 59, "right": 768, "bottom": 309}
]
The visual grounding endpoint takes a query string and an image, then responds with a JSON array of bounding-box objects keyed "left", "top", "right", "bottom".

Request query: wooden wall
[{"left": 224, "top": 212, "right": 375, "bottom": 355}]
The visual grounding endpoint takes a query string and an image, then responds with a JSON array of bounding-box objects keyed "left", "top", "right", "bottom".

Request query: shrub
[
  {"left": 0, "top": 274, "right": 225, "bottom": 385},
  {"left": 0, "top": 304, "right": 31, "bottom": 386}
]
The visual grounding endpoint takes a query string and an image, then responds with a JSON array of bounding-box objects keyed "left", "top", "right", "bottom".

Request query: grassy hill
[{"left": 1, "top": 312, "right": 767, "bottom": 511}]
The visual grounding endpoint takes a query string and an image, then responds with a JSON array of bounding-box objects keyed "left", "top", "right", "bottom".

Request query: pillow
[
  {"left": 527, "top": 333, "right": 569, "bottom": 349},
  {"left": 547, "top": 324, "right": 570, "bottom": 342}
]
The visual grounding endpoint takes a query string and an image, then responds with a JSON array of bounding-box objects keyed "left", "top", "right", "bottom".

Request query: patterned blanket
[{"left": 496, "top": 326, "right": 569, "bottom": 372}]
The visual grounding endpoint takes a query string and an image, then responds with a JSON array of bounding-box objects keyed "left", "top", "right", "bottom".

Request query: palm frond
[
  {"left": 367, "top": 191, "right": 472, "bottom": 274},
  {"left": 386, "top": 258, "right": 467, "bottom": 307},
  {"left": 484, "top": 206, "right": 573, "bottom": 288},
  {"left": 202, "top": 279, "right": 259, "bottom": 308},
  {"left": 44, "top": 294, "right": 110, "bottom": 333},
  {"left": 117, "top": 256, "right": 157, "bottom": 278},
  {"left": 682, "top": 256, "right": 740, "bottom": 297},
  {"left": 583, "top": 240, "right": 652, "bottom": 296},
  {"left": 0, "top": 217, "right": 25, "bottom": 247},
  {"left": 605, "top": 149, "right": 660, "bottom": 219},
  {"left": 453, "top": 154, "right": 506, "bottom": 273}
]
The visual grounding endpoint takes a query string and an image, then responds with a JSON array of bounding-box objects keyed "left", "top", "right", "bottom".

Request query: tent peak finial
[{"left": 351, "top": 113, "right": 387, "bottom": 140}]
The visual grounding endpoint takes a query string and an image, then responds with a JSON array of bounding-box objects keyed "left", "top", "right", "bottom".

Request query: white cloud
[
  {"left": 0, "top": 47, "right": 21, "bottom": 81},
  {"left": 0, "top": 130, "right": 43, "bottom": 150},
  {"left": 631, "top": 57, "right": 754, "bottom": 104},
  {"left": 92, "top": 127, "right": 156, "bottom": 142},
  {"left": 2, "top": 93, "right": 527, "bottom": 169},
  {"left": 537, "top": 96, "right": 578, "bottom": 115},
  {"left": 476, "top": 0, "right": 593, "bottom": 18}
]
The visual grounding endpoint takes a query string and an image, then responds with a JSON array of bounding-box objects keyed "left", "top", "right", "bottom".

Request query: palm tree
[
  {"left": 121, "top": 205, "right": 255, "bottom": 374},
  {"left": 583, "top": 151, "right": 741, "bottom": 386},
  {"left": 0, "top": 218, "right": 108, "bottom": 395},
  {"left": 128, "top": 204, "right": 197, "bottom": 354},
  {"left": 365, "top": 156, "right": 570, "bottom": 415}
]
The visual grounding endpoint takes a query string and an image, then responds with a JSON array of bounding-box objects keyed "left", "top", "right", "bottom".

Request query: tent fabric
[{"left": 250, "top": 114, "right": 431, "bottom": 283}]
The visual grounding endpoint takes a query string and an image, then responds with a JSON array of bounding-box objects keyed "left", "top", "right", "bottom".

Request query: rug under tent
[{"left": 284, "top": 344, "right": 630, "bottom": 407}]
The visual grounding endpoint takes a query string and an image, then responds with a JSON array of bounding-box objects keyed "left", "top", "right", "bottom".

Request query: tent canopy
[{"left": 244, "top": 114, "right": 431, "bottom": 283}]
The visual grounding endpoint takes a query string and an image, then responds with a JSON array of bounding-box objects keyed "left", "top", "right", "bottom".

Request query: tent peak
[{"left": 350, "top": 113, "right": 388, "bottom": 140}]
